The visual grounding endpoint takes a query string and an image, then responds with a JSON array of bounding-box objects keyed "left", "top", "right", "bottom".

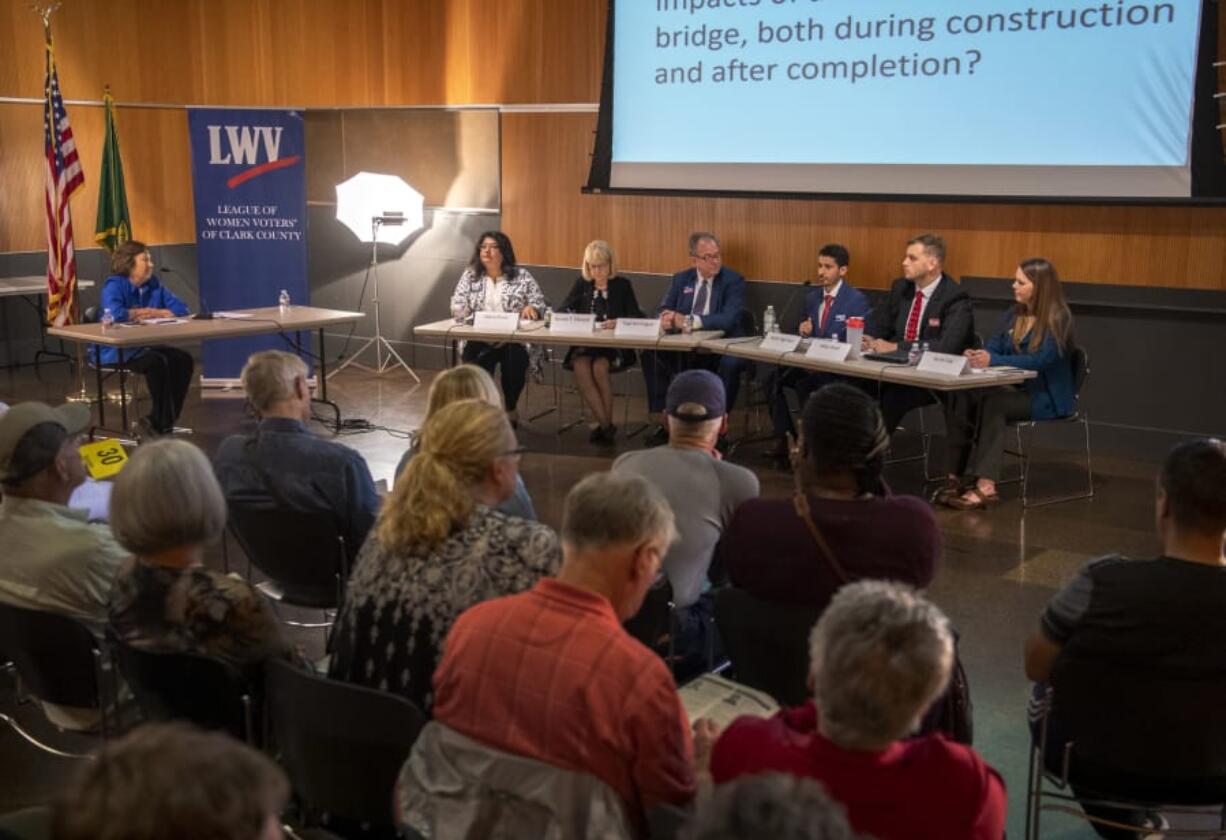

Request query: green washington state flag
[{"left": 94, "top": 89, "right": 131, "bottom": 252}]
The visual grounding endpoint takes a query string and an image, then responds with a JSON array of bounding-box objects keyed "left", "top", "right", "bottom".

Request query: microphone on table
[
  {"left": 777, "top": 279, "right": 812, "bottom": 333},
  {"left": 158, "top": 264, "right": 213, "bottom": 320}
]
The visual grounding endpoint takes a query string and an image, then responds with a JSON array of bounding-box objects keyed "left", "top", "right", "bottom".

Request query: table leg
[
  {"left": 95, "top": 349, "right": 106, "bottom": 428},
  {"left": 312, "top": 326, "right": 341, "bottom": 432},
  {"left": 118, "top": 348, "right": 129, "bottom": 432}
]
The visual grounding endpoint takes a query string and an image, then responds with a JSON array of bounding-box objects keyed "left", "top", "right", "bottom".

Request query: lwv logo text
[{"left": 207, "top": 126, "right": 283, "bottom": 166}]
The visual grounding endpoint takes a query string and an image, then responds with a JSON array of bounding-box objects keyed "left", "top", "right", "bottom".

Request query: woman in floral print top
[{"left": 448, "top": 230, "right": 548, "bottom": 423}]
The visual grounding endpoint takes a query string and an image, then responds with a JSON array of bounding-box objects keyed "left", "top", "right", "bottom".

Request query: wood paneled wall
[
  {"left": 2, "top": 0, "right": 1225, "bottom": 290},
  {"left": 503, "top": 114, "right": 1226, "bottom": 290}
]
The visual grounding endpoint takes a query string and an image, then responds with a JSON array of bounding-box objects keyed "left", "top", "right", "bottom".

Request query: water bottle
[
  {"left": 763, "top": 305, "right": 777, "bottom": 335},
  {"left": 278, "top": 289, "right": 290, "bottom": 314},
  {"left": 544, "top": 305, "right": 553, "bottom": 327},
  {"left": 100, "top": 307, "right": 115, "bottom": 331},
  {"left": 682, "top": 314, "right": 694, "bottom": 334},
  {"left": 908, "top": 341, "right": 925, "bottom": 366}
]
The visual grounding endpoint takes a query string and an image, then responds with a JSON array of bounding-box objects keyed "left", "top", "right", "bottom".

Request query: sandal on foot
[
  {"left": 946, "top": 486, "right": 1000, "bottom": 510},
  {"left": 930, "top": 478, "right": 964, "bottom": 505}
]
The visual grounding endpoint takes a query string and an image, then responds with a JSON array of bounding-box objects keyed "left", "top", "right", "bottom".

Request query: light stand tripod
[{"left": 328, "top": 216, "right": 420, "bottom": 382}]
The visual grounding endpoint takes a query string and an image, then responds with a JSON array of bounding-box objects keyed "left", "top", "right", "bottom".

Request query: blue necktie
[{"left": 692, "top": 280, "right": 709, "bottom": 316}]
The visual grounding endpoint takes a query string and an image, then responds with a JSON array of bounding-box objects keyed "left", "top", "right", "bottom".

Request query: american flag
[{"left": 43, "top": 34, "right": 84, "bottom": 327}]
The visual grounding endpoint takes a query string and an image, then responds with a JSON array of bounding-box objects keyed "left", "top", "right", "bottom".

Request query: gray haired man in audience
[
  {"left": 415, "top": 471, "right": 717, "bottom": 837},
  {"left": 613, "top": 369, "right": 759, "bottom": 674},
  {"left": 681, "top": 773, "right": 865, "bottom": 840},
  {"left": 213, "top": 349, "right": 380, "bottom": 560}
]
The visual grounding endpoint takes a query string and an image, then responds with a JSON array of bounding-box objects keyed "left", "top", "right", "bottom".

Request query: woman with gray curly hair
[{"left": 709, "top": 581, "right": 1006, "bottom": 840}]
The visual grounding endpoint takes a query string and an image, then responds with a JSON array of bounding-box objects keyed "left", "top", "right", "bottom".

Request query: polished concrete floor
[{"left": 0, "top": 358, "right": 1172, "bottom": 837}]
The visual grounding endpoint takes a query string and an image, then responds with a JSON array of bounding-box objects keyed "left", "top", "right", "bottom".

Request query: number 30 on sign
[{"left": 78, "top": 439, "right": 129, "bottom": 479}]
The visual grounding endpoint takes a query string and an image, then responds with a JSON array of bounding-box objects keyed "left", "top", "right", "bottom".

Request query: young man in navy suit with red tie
[
  {"left": 642, "top": 232, "right": 747, "bottom": 446},
  {"left": 765, "top": 244, "right": 872, "bottom": 458},
  {"left": 864, "top": 233, "right": 975, "bottom": 434}
]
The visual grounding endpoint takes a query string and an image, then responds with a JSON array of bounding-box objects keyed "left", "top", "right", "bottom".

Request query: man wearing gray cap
[
  {"left": 0, "top": 401, "right": 129, "bottom": 729},
  {"left": 0, "top": 402, "right": 128, "bottom": 635},
  {"left": 613, "top": 370, "right": 759, "bottom": 672}
]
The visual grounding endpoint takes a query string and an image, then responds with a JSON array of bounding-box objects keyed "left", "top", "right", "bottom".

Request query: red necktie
[
  {"left": 904, "top": 290, "right": 923, "bottom": 342},
  {"left": 818, "top": 294, "right": 835, "bottom": 335}
]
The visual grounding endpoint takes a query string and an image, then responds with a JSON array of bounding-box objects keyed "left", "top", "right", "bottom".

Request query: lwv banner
[{"left": 187, "top": 108, "right": 308, "bottom": 381}]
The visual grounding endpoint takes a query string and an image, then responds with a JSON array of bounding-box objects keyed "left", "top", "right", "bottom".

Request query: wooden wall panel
[
  {"left": 0, "top": 0, "right": 604, "bottom": 106},
  {"left": 502, "top": 113, "right": 1226, "bottom": 291},
  {"left": 0, "top": 103, "right": 193, "bottom": 253}
]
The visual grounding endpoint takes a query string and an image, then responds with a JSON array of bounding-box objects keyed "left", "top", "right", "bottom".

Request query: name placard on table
[
  {"left": 916, "top": 351, "right": 970, "bottom": 376},
  {"left": 805, "top": 338, "right": 853, "bottom": 362},
  {"left": 550, "top": 313, "right": 597, "bottom": 335},
  {"left": 614, "top": 318, "right": 661, "bottom": 338},
  {"left": 473, "top": 311, "right": 520, "bottom": 333},
  {"left": 759, "top": 332, "right": 802, "bottom": 353}
]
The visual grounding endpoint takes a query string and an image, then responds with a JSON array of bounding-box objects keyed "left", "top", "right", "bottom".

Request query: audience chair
[
  {"left": 1025, "top": 660, "right": 1226, "bottom": 839},
  {"left": 0, "top": 806, "right": 52, "bottom": 840},
  {"left": 264, "top": 659, "right": 426, "bottom": 836},
  {"left": 623, "top": 578, "right": 676, "bottom": 666},
  {"left": 107, "top": 631, "right": 255, "bottom": 743},
  {"left": 713, "top": 587, "right": 821, "bottom": 707},
  {"left": 225, "top": 504, "right": 348, "bottom": 642},
  {"left": 1001, "top": 345, "right": 1094, "bottom": 508},
  {"left": 0, "top": 603, "right": 113, "bottom": 758}
]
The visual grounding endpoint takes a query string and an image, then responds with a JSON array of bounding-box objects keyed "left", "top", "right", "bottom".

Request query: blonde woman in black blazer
[{"left": 559, "top": 240, "right": 644, "bottom": 444}]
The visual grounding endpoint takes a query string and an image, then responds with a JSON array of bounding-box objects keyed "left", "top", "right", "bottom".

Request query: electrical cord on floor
[{"left": 309, "top": 413, "right": 414, "bottom": 439}]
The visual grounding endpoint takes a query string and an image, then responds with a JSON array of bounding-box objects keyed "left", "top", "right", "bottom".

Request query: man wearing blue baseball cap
[{"left": 613, "top": 370, "right": 759, "bottom": 674}]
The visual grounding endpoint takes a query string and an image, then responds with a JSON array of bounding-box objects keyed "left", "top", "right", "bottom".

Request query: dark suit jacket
[
  {"left": 869, "top": 273, "right": 974, "bottom": 355},
  {"left": 657, "top": 266, "right": 746, "bottom": 335},
  {"left": 559, "top": 275, "right": 644, "bottom": 320},
  {"left": 803, "top": 282, "right": 873, "bottom": 341}
]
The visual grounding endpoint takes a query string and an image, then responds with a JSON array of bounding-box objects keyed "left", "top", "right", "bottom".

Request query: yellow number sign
[{"left": 78, "top": 438, "right": 129, "bottom": 480}]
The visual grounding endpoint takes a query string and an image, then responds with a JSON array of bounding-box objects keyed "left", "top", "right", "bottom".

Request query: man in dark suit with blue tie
[
  {"left": 642, "top": 232, "right": 746, "bottom": 446},
  {"left": 765, "top": 244, "right": 873, "bottom": 458}
]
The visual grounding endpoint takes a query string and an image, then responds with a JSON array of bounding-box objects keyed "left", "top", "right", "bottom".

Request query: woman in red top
[{"left": 710, "top": 581, "right": 1006, "bottom": 840}]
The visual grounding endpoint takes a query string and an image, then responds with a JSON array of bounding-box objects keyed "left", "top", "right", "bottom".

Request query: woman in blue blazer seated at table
[
  {"left": 92, "top": 241, "right": 193, "bottom": 439},
  {"left": 558, "top": 240, "right": 644, "bottom": 444},
  {"left": 939, "top": 257, "right": 1076, "bottom": 510}
]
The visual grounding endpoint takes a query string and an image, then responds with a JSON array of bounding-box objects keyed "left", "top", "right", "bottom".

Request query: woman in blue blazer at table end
[
  {"left": 940, "top": 258, "right": 1076, "bottom": 510},
  {"left": 92, "top": 240, "right": 193, "bottom": 439}
]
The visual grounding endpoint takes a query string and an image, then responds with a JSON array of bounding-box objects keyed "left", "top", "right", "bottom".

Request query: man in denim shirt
[{"left": 213, "top": 350, "right": 380, "bottom": 562}]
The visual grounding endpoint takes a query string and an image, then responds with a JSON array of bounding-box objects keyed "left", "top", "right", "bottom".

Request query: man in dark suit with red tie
[
  {"left": 765, "top": 243, "right": 873, "bottom": 458},
  {"left": 642, "top": 232, "right": 746, "bottom": 446},
  {"left": 864, "top": 233, "right": 975, "bottom": 434}
]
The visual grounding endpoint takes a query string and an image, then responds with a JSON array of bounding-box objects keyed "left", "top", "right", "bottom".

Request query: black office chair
[
  {"left": 713, "top": 587, "right": 821, "bottom": 707},
  {"left": 225, "top": 504, "right": 348, "bottom": 640},
  {"left": 1025, "top": 657, "right": 1226, "bottom": 839},
  {"left": 0, "top": 602, "right": 112, "bottom": 757},
  {"left": 107, "top": 631, "right": 255, "bottom": 743},
  {"left": 1002, "top": 345, "right": 1094, "bottom": 508},
  {"left": 264, "top": 659, "right": 426, "bottom": 836},
  {"left": 623, "top": 578, "right": 675, "bottom": 661}
]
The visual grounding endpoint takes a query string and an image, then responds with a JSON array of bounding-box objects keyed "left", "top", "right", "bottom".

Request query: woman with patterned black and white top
[
  {"left": 448, "top": 231, "right": 547, "bottom": 424},
  {"left": 328, "top": 399, "right": 560, "bottom": 712}
]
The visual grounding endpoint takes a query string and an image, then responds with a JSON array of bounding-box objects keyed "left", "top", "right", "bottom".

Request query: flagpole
[{"left": 35, "top": 0, "right": 92, "bottom": 404}]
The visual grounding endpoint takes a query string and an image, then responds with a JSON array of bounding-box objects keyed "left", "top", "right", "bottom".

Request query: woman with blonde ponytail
[
  {"left": 393, "top": 364, "right": 536, "bottom": 519},
  {"left": 328, "top": 399, "right": 559, "bottom": 711}
]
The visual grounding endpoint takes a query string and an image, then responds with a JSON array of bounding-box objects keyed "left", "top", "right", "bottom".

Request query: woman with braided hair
[
  {"left": 719, "top": 382, "right": 941, "bottom": 611},
  {"left": 328, "top": 399, "right": 559, "bottom": 712}
]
